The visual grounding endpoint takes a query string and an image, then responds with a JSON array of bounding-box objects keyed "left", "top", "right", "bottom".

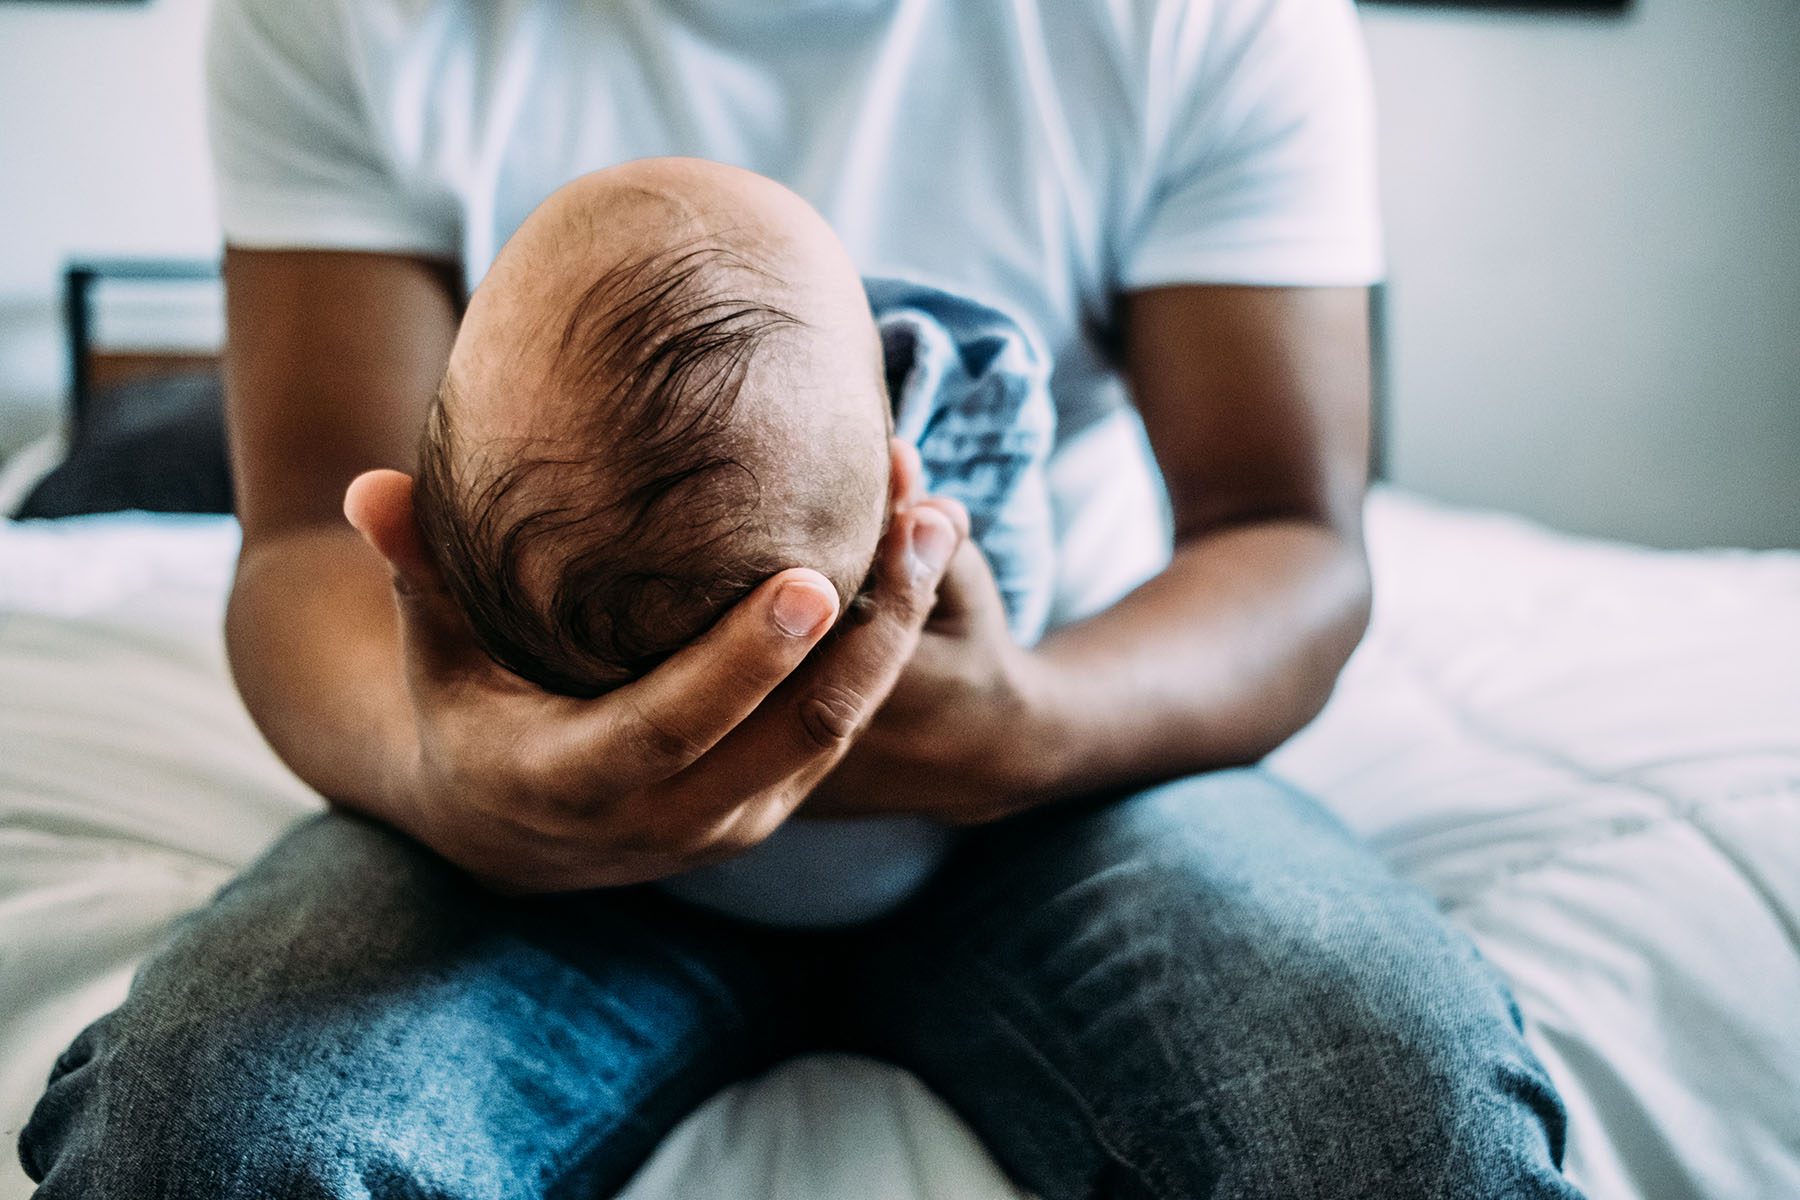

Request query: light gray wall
[
  {"left": 0, "top": 0, "right": 1794, "bottom": 548},
  {"left": 0, "top": 0, "right": 217, "bottom": 460},
  {"left": 1362, "top": 0, "right": 1800, "bottom": 549}
]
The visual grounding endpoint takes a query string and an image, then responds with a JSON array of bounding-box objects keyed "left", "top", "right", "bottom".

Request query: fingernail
[
  {"left": 772, "top": 578, "right": 837, "bottom": 638},
  {"left": 909, "top": 510, "right": 956, "bottom": 581}
]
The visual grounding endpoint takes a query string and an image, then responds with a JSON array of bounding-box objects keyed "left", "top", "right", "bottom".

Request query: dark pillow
[{"left": 16, "top": 371, "right": 233, "bottom": 518}]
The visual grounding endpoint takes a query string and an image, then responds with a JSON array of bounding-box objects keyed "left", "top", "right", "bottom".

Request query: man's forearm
[
  {"left": 226, "top": 526, "right": 418, "bottom": 825},
  {"left": 1023, "top": 514, "right": 1371, "bottom": 800}
]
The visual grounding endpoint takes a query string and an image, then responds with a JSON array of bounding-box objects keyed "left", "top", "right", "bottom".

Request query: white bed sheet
[{"left": 1, "top": 492, "right": 1795, "bottom": 1199}]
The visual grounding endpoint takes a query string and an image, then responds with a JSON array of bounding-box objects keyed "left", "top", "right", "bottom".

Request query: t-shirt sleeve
[
  {"left": 205, "top": 0, "right": 457, "bottom": 256},
  {"left": 1120, "top": 0, "right": 1383, "bottom": 290}
]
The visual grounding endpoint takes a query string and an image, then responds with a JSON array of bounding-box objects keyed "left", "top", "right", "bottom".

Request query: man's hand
[
  {"left": 806, "top": 511, "right": 1064, "bottom": 826},
  {"left": 342, "top": 467, "right": 963, "bottom": 892}
]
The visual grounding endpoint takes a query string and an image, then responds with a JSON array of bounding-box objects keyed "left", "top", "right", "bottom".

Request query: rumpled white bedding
[{"left": 1, "top": 492, "right": 1795, "bottom": 1200}]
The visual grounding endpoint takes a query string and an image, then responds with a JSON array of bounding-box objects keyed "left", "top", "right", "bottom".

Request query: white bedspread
[{"left": 1, "top": 492, "right": 1795, "bottom": 1199}]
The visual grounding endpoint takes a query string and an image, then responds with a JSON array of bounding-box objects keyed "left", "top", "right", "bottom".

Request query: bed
[{"left": 2, "top": 484, "right": 1795, "bottom": 1199}]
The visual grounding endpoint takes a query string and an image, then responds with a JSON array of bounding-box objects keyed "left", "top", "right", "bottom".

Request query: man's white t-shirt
[{"left": 206, "top": 0, "right": 1382, "bottom": 925}]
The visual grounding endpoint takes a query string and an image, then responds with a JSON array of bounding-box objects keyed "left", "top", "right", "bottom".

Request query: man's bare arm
[
  {"left": 223, "top": 248, "right": 462, "bottom": 815},
  {"left": 1027, "top": 285, "right": 1373, "bottom": 793}
]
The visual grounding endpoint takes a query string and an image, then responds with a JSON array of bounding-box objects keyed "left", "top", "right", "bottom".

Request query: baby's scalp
[{"left": 414, "top": 159, "right": 892, "bottom": 697}]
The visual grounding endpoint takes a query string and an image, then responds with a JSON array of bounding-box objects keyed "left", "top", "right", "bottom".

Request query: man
[{"left": 21, "top": 0, "right": 1583, "bottom": 1196}]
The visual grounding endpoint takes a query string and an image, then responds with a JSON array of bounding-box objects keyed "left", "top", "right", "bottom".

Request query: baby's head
[{"left": 414, "top": 159, "right": 892, "bottom": 696}]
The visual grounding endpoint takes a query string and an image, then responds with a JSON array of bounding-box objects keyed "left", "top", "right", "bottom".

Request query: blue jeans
[{"left": 20, "top": 770, "right": 1582, "bottom": 1198}]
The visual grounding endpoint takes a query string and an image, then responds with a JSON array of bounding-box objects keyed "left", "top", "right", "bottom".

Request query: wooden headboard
[{"left": 63, "top": 258, "right": 222, "bottom": 443}]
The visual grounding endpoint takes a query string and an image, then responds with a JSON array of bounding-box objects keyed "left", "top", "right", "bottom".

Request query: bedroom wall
[
  {"left": 1360, "top": 0, "right": 1800, "bottom": 550},
  {"left": 0, "top": 0, "right": 1794, "bottom": 549},
  {"left": 0, "top": 0, "right": 218, "bottom": 461}
]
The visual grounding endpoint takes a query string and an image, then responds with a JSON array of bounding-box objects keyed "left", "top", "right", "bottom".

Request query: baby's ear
[
  {"left": 343, "top": 469, "right": 442, "bottom": 593},
  {"left": 887, "top": 437, "right": 925, "bottom": 509}
]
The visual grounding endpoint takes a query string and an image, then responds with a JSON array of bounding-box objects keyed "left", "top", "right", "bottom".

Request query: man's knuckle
[
  {"left": 798, "top": 685, "right": 867, "bottom": 751},
  {"left": 620, "top": 699, "right": 710, "bottom": 772}
]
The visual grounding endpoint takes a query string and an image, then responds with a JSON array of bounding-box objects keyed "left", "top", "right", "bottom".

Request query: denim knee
[
  {"left": 1104, "top": 779, "right": 1578, "bottom": 1198},
  {"left": 17, "top": 817, "right": 478, "bottom": 1196},
  {"left": 1201, "top": 929, "right": 1575, "bottom": 1200},
  {"left": 891, "top": 770, "right": 1582, "bottom": 1200},
  {"left": 20, "top": 813, "right": 786, "bottom": 1199},
  {"left": 21, "top": 1000, "right": 375, "bottom": 1198}
]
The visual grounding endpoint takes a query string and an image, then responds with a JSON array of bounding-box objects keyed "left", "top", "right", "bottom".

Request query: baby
[{"left": 411, "top": 157, "right": 1053, "bottom": 924}]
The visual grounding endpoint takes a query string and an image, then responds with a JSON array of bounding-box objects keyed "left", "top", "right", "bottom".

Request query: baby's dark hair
[{"left": 415, "top": 243, "right": 817, "bottom": 698}]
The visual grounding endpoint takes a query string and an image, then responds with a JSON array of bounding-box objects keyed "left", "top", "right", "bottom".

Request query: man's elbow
[
  {"left": 1241, "top": 532, "right": 1372, "bottom": 766},
  {"left": 1292, "top": 534, "right": 1373, "bottom": 741}
]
